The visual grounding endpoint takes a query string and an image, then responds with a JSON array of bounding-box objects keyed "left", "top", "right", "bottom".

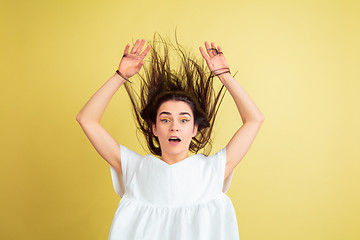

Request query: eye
[
  {"left": 160, "top": 118, "right": 170, "bottom": 123},
  {"left": 180, "top": 118, "right": 190, "bottom": 123}
]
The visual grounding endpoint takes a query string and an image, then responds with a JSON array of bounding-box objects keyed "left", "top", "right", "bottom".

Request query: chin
[{"left": 163, "top": 142, "right": 190, "bottom": 154}]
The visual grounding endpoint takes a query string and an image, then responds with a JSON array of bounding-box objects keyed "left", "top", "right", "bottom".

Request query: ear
[
  {"left": 152, "top": 123, "right": 158, "bottom": 137},
  {"left": 192, "top": 124, "right": 198, "bottom": 137}
]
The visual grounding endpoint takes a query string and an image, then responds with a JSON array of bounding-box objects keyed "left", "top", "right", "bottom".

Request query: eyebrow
[{"left": 159, "top": 111, "right": 191, "bottom": 117}]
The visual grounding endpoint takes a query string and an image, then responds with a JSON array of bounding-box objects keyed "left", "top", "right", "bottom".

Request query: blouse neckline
[{"left": 146, "top": 153, "right": 202, "bottom": 167}]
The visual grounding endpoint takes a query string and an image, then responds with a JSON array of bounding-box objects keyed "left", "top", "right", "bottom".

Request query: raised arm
[
  {"left": 76, "top": 39, "right": 151, "bottom": 175},
  {"left": 200, "top": 41, "right": 264, "bottom": 180}
]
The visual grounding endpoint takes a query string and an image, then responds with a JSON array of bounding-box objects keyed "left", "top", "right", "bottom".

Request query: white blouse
[{"left": 108, "top": 144, "right": 239, "bottom": 239}]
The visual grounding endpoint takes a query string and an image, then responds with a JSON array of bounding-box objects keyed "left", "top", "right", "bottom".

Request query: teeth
[{"left": 169, "top": 137, "right": 181, "bottom": 141}]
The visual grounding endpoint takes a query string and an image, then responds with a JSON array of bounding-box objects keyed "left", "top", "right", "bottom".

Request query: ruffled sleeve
[
  {"left": 110, "top": 144, "right": 143, "bottom": 197},
  {"left": 210, "top": 147, "right": 234, "bottom": 193}
]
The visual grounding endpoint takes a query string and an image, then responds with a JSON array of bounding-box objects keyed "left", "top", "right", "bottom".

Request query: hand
[
  {"left": 199, "top": 41, "right": 230, "bottom": 76},
  {"left": 118, "top": 39, "right": 151, "bottom": 79}
]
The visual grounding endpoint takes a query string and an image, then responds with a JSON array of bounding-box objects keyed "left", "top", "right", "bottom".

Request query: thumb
[{"left": 136, "top": 61, "right": 144, "bottom": 71}]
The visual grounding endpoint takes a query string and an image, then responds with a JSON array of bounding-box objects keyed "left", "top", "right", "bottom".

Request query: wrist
[
  {"left": 113, "top": 73, "right": 126, "bottom": 85},
  {"left": 212, "top": 67, "right": 231, "bottom": 81},
  {"left": 115, "top": 70, "right": 132, "bottom": 83},
  {"left": 217, "top": 72, "right": 232, "bottom": 82}
]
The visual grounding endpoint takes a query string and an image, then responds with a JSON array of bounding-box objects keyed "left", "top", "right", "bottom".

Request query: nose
[{"left": 170, "top": 121, "right": 179, "bottom": 132}]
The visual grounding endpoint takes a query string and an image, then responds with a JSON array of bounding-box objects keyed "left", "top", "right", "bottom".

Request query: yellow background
[{"left": 1, "top": 0, "right": 359, "bottom": 239}]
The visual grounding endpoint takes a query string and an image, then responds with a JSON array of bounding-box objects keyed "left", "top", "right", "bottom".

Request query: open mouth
[{"left": 168, "top": 137, "right": 181, "bottom": 142}]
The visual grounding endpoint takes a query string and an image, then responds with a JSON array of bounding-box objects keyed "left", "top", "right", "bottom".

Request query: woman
[{"left": 76, "top": 34, "right": 264, "bottom": 239}]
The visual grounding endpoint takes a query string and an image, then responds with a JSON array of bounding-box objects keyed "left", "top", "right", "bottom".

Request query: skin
[
  {"left": 152, "top": 100, "right": 198, "bottom": 165},
  {"left": 77, "top": 38, "right": 264, "bottom": 179}
]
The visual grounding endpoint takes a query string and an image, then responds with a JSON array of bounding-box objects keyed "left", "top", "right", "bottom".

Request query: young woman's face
[{"left": 152, "top": 100, "right": 198, "bottom": 157}]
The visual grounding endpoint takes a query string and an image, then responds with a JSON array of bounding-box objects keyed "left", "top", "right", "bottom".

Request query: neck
[{"left": 160, "top": 151, "right": 189, "bottom": 165}]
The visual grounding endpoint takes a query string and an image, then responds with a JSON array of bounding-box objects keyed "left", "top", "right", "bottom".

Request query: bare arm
[
  {"left": 217, "top": 72, "right": 264, "bottom": 179},
  {"left": 76, "top": 39, "right": 151, "bottom": 175},
  {"left": 76, "top": 73, "right": 126, "bottom": 174},
  {"left": 200, "top": 42, "right": 264, "bottom": 180},
  {"left": 76, "top": 73, "right": 126, "bottom": 123}
]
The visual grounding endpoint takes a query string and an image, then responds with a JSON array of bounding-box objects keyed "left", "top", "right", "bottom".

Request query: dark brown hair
[{"left": 124, "top": 32, "right": 228, "bottom": 156}]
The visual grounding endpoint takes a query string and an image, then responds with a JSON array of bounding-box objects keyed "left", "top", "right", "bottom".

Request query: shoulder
[
  {"left": 204, "top": 147, "right": 227, "bottom": 160},
  {"left": 120, "top": 145, "right": 143, "bottom": 158},
  {"left": 119, "top": 145, "right": 145, "bottom": 173},
  {"left": 195, "top": 147, "right": 226, "bottom": 164}
]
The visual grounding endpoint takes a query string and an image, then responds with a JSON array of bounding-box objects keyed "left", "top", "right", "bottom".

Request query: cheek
[
  {"left": 185, "top": 125, "right": 196, "bottom": 137},
  {"left": 156, "top": 125, "right": 168, "bottom": 137}
]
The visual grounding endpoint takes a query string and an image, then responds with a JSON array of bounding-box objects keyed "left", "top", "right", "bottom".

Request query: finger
[
  {"left": 140, "top": 45, "right": 151, "bottom": 58},
  {"left": 211, "top": 42, "right": 218, "bottom": 55},
  {"left": 205, "top": 41, "right": 214, "bottom": 57},
  {"left": 135, "top": 39, "right": 146, "bottom": 55},
  {"left": 199, "top": 46, "right": 209, "bottom": 60},
  {"left": 130, "top": 39, "right": 140, "bottom": 54},
  {"left": 123, "top": 44, "right": 130, "bottom": 56},
  {"left": 218, "top": 45, "right": 223, "bottom": 55}
]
